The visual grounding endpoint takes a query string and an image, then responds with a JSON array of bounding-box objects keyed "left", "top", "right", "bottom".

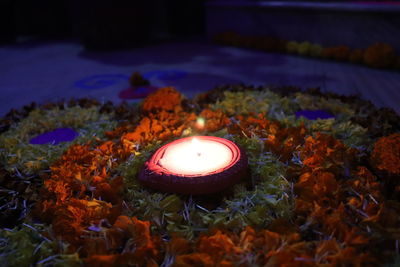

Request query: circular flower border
[{"left": 0, "top": 85, "right": 399, "bottom": 266}]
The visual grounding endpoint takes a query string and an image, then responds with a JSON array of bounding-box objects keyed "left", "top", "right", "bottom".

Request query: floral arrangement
[
  {"left": 214, "top": 32, "right": 400, "bottom": 70},
  {"left": 0, "top": 84, "right": 399, "bottom": 266}
]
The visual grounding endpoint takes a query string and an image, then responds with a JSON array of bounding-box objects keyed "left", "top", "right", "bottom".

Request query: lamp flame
[{"left": 196, "top": 117, "right": 205, "bottom": 129}]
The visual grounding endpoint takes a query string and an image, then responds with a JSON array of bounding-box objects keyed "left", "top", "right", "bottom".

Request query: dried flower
[
  {"left": 364, "top": 43, "right": 395, "bottom": 69},
  {"left": 371, "top": 133, "right": 400, "bottom": 175},
  {"left": 141, "top": 87, "right": 183, "bottom": 114}
]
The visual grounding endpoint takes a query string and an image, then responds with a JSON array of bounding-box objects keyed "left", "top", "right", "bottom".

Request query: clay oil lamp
[{"left": 139, "top": 136, "right": 248, "bottom": 195}]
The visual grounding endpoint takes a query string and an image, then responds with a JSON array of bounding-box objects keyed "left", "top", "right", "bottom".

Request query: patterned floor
[{"left": 1, "top": 40, "right": 399, "bottom": 116}]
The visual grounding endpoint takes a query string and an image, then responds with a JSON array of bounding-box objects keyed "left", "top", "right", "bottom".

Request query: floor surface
[{"left": 1, "top": 40, "right": 399, "bottom": 116}]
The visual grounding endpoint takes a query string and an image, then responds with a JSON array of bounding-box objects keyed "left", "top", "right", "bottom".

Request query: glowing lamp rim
[
  {"left": 138, "top": 136, "right": 248, "bottom": 195},
  {"left": 149, "top": 136, "right": 239, "bottom": 177}
]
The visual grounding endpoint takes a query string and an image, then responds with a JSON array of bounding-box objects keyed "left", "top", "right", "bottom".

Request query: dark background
[{"left": 0, "top": 0, "right": 206, "bottom": 50}]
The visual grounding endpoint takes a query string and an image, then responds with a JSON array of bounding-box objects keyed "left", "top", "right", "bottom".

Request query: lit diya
[{"left": 139, "top": 136, "right": 248, "bottom": 195}]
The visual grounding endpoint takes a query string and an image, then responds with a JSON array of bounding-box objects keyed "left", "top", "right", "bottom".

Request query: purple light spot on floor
[
  {"left": 143, "top": 70, "right": 187, "bottom": 81},
  {"left": 261, "top": 73, "right": 334, "bottom": 87},
  {"left": 29, "top": 128, "right": 79, "bottom": 145},
  {"left": 295, "top": 110, "right": 335, "bottom": 120},
  {"left": 74, "top": 74, "right": 129, "bottom": 89},
  {"left": 118, "top": 86, "right": 159, "bottom": 99}
]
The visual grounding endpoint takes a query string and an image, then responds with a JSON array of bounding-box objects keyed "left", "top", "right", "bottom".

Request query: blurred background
[{"left": 1, "top": 0, "right": 400, "bottom": 115}]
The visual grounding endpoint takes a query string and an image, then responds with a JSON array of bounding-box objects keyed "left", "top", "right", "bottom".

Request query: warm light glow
[
  {"left": 196, "top": 117, "right": 205, "bottom": 129},
  {"left": 158, "top": 137, "right": 232, "bottom": 175},
  {"left": 191, "top": 137, "right": 202, "bottom": 156}
]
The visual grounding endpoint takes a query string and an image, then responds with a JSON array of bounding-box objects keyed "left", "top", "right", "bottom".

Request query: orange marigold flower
[
  {"left": 238, "top": 226, "right": 256, "bottom": 251},
  {"left": 347, "top": 166, "right": 381, "bottom": 214},
  {"left": 321, "top": 46, "right": 350, "bottom": 61},
  {"left": 122, "top": 110, "right": 196, "bottom": 145},
  {"left": 84, "top": 254, "right": 119, "bottom": 267},
  {"left": 371, "top": 133, "right": 400, "bottom": 175},
  {"left": 349, "top": 49, "right": 364, "bottom": 64},
  {"left": 168, "top": 236, "right": 191, "bottom": 255},
  {"left": 130, "top": 217, "right": 161, "bottom": 263},
  {"left": 175, "top": 253, "right": 214, "bottom": 267},
  {"left": 195, "top": 109, "right": 230, "bottom": 132},
  {"left": 295, "top": 171, "right": 338, "bottom": 202},
  {"left": 141, "top": 87, "right": 183, "bottom": 113},
  {"left": 300, "top": 133, "right": 356, "bottom": 174},
  {"left": 197, "top": 230, "right": 242, "bottom": 260},
  {"left": 364, "top": 43, "right": 396, "bottom": 69},
  {"left": 229, "top": 114, "right": 306, "bottom": 162}
]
